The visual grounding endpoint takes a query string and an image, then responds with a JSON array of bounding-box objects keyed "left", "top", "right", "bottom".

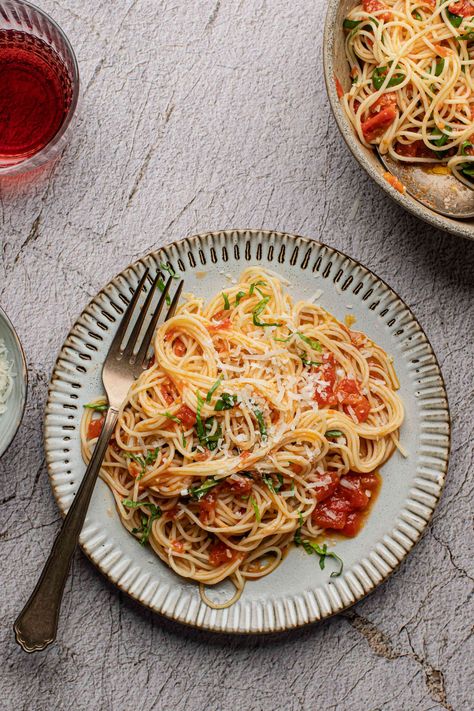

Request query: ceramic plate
[
  {"left": 44, "top": 230, "right": 450, "bottom": 633},
  {"left": 0, "top": 306, "right": 27, "bottom": 458},
  {"left": 324, "top": 0, "right": 474, "bottom": 241}
]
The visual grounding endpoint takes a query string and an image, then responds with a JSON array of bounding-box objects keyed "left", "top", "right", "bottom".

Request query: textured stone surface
[{"left": 0, "top": 1, "right": 473, "bottom": 709}]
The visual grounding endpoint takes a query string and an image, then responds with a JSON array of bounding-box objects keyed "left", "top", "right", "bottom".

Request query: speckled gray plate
[
  {"left": 0, "top": 306, "right": 27, "bottom": 458},
  {"left": 324, "top": 0, "right": 474, "bottom": 241},
  {"left": 44, "top": 230, "right": 450, "bottom": 633}
]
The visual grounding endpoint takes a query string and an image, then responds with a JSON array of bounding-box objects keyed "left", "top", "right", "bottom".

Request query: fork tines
[{"left": 109, "top": 267, "right": 182, "bottom": 369}]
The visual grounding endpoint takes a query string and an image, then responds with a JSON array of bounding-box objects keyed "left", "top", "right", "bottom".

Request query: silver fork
[{"left": 14, "top": 266, "right": 183, "bottom": 653}]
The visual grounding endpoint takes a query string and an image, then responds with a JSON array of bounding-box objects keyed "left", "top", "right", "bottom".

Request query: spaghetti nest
[
  {"left": 81, "top": 267, "right": 404, "bottom": 608},
  {"left": 341, "top": 0, "right": 474, "bottom": 187}
]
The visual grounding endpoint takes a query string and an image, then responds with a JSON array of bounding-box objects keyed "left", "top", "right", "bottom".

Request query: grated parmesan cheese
[{"left": 0, "top": 339, "right": 14, "bottom": 416}]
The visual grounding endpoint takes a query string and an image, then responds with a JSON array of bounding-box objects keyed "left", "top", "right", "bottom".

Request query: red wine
[{"left": 0, "top": 30, "right": 73, "bottom": 164}]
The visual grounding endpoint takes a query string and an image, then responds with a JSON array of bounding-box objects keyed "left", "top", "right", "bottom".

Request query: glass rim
[{"left": 0, "top": 0, "right": 80, "bottom": 173}]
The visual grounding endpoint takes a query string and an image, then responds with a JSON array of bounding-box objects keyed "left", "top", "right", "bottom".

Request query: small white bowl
[{"left": 0, "top": 307, "right": 27, "bottom": 458}]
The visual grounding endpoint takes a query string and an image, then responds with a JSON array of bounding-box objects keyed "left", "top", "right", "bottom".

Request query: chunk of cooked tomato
[
  {"left": 334, "top": 378, "right": 371, "bottom": 423},
  {"left": 339, "top": 478, "right": 369, "bottom": 509},
  {"left": 362, "top": 106, "right": 397, "bottom": 142},
  {"left": 448, "top": 1, "right": 473, "bottom": 17},
  {"left": 312, "top": 472, "right": 378, "bottom": 535},
  {"left": 87, "top": 417, "right": 104, "bottom": 439},
  {"left": 176, "top": 404, "right": 197, "bottom": 428},
  {"left": 335, "top": 377, "right": 360, "bottom": 401},
  {"left": 343, "top": 393, "right": 371, "bottom": 422},
  {"left": 313, "top": 470, "right": 339, "bottom": 503},
  {"left": 225, "top": 475, "right": 253, "bottom": 495},
  {"left": 395, "top": 140, "right": 435, "bottom": 159},
  {"left": 207, "top": 316, "right": 232, "bottom": 333},
  {"left": 208, "top": 541, "right": 235, "bottom": 566},
  {"left": 160, "top": 380, "right": 178, "bottom": 405},
  {"left": 199, "top": 492, "right": 217, "bottom": 524},
  {"left": 362, "top": 0, "right": 392, "bottom": 20},
  {"left": 370, "top": 91, "right": 398, "bottom": 113},
  {"left": 165, "top": 506, "right": 179, "bottom": 520},
  {"left": 171, "top": 539, "right": 184, "bottom": 552},
  {"left": 312, "top": 353, "right": 337, "bottom": 408},
  {"left": 208, "top": 315, "right": 232, "bottom": 333},
  {"left": 341, "top": 512, "right": 363, "bottom": 537},
  {"left": 312, "top": 505, "right": 347, "bottom": 530},
  {"left": 173, "top": 338, "right": 186, "bottom": 356},
  {"left": 335, "top": 75, "right": 344, "bottom": 99},
  {"left": 359, "top": 472, "right": 379, "bottom": 491}
]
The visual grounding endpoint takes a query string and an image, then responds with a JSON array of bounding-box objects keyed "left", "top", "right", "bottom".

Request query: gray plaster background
[{"left": 0, "top": 1, "right": 473, "bottom": 709}]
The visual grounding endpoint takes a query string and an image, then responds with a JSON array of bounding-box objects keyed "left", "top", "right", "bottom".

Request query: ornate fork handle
[{"left": 14, "top": 407, "right": 118, "bottom": 653}]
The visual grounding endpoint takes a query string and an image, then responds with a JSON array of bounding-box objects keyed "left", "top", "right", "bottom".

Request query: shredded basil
[
  {"left": 446, "top": 9, "right": 463, "bottom": 28},
  {"left": 457, "top": 30, "right": 474, "bottom": 40},
  {"left": 274, "top": 334, "right": 292, "bottom": 343},
  {"left": 434, "top": 58, "right": 445, "bottom": 76},
  {"left": 124, "top": 452, "right": 145, "bottom": 475},
  {"left": 144, "top": 447, "right": 160, "bottom": 464},
  {"left": 196, "top": 391, "right": 223, "bottom": 449},
  {"left": 195, "top": 391, "right": 205, "bottom": 440},
  {"left": 160, "top": 261, "right": 179, "bottom": 279},
  {"left": 252, "top": 296, "right": 282, "bottom": 328},
  {"left": 326, "top": 430, "right": 343, "bottom": 438},
  {"left": 122, "top": 500, "right": 162, "bottom": 544},
  {"left": 189, "top": 478, "right": 219, "bottom": 500},
  {"left": 240, "top": 471, "right": 253, "bottom": 479},
  {"left": 235, "top": 291, "right": 246, "bottom": 305},
  {"left": 161, "top": 411, "right": 182, "bottom": 424},
  {"left": 206, "top": 377, "right": 222, "bottom": 403},
  {"left": 294, "top": 511, "right": 304, "bottom": 546},
  {"left": 290, "top": 479, "right": 295, "bottom": 495},
  {"left": 253, "top": 407, "right": 267, "bottom": 441},
  {"left": 249, "top": 280, "right": 266, "bottom": 296},
  {"left": 412, "top": 10, "right": 422, "bottom": 20},
  {"left": 157, "top": 277, "right": 171, "bottom": 306},
  {"left": 300, "top": 353, "right": 322, "bottom": 367},
  {"left": 263, "top": 473, "right": 284, "bottom": 494},
  {"left": 222, "top": 293, "right": 230, "bottom": 310},
  {"left": 431, "top": 126, "right": 452, "bottom": 158},
  {"left": 297, "top": 332, "right": 323, "bottom": 352},
  {"left": 83, "top": 402, "right": 108, "bottom": 411},
  {"left": 302, "top": 540, "right": 344, "bottom": 577},
  {"left": 250, "top": 496, "right": 261, "bottom": 523},
  {"left": 201, "top": 418, "right": 222, "bottom": 451},
  {"left": 215, "top": 392, "right": 238, "bottom": 411},
  {"left": 124, "top": 448, "right": 160, "bottom": 479},
  {"left": 343, "top": 18, "right": 360, "bottom": 29},
  {"left": 372, "top": 63, "right": 405, "bottom": 91},
  {"left": 181, "top": 433, "right": 187, "bottom": 447}
]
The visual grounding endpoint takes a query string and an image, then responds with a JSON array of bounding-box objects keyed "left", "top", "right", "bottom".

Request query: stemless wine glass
[{"left": 0, "top": 0, "right": 79, "bottom": 175}]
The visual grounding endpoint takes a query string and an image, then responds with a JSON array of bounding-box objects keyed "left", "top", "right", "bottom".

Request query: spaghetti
[
  {"left": 340, "top": 0, "right": 474, "bottom": 188},
  {"left": 81, "top": 268, "right": 404, "bottom": 607}
]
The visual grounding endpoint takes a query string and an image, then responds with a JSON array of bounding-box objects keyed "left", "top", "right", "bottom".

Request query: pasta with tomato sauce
[
  {"left": 340, "top": 0, "right": 474, "bottom": 188},
  {"left": 81, "top": 268, "right": 404, "bottom": 608}
]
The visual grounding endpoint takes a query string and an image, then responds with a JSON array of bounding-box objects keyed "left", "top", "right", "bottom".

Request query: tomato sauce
[
  {"left": 448, "top": 1, "right": 473, "bottom": 17},
  {"left": 199, "top": 492, "right": 217, "bottom": 524},
  {"left": 87, "top": 416, "right": 104, "bottom": 439},
  {"left": 176, "top": 404, "right": 197, "bottom": 427},
  {"left": 208, "top": 541, "right": 236, "bottom": 566},
  {"left": 312, "top": 471, "right": 381, "bottom": 538}
]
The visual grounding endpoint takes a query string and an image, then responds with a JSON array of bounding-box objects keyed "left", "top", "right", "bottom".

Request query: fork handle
[{"left": 14, "top": 407, "right": 119, "bottom": 653}]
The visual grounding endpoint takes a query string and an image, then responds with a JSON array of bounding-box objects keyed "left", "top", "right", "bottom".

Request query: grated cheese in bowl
[{"left": 0, "top": 339, "right": 14, "bottom": 415}]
